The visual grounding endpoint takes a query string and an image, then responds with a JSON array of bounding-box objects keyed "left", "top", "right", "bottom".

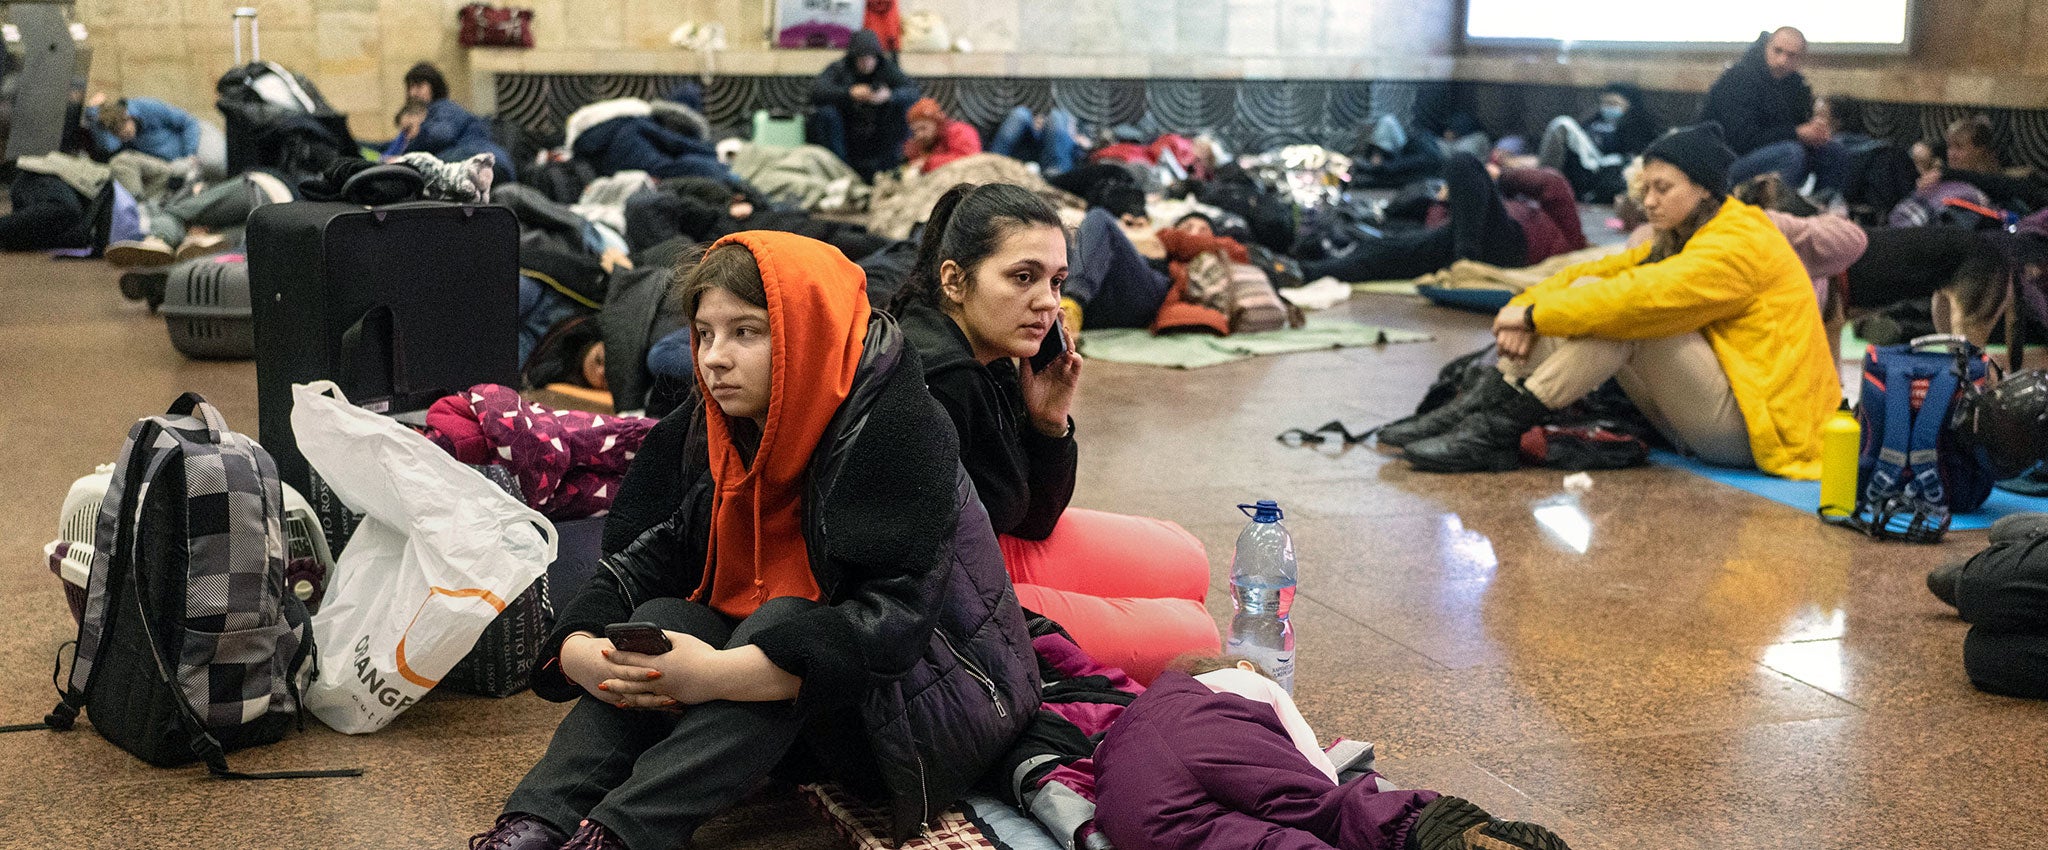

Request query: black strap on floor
[{"left": 1276, "top": 420, "right": 1378, "bottom": 447}]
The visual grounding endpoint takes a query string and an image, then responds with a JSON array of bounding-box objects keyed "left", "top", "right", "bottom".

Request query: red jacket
[
  {"left": 905, "top": 119, "right": 983, "bottom": 173},
  {"left": 1425, "top": 166, "right": 1587, "bottom": 265},
  {"left": 1150, "top": 228, "right": 1248, "bottom": 335}
]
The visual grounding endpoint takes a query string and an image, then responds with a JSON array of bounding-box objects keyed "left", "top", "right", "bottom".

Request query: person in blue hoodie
[
  {"left": 391, "top": 62, "right": 516, "bottom": 181},
  {"left": 87, "top": 94, "right": 201, "bottom": 163}
]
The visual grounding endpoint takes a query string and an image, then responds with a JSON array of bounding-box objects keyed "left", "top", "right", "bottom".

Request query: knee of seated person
[
  {"left": 628, "top": 597, "right": 716, "bottom": 632},
  {"left": 748, "top": 596, "right": 820, "bottom": 621}
]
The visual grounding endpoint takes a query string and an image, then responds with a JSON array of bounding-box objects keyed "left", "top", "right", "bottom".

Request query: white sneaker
[{"left": 104, "top": 236, "right": 175, "bottom": 268}]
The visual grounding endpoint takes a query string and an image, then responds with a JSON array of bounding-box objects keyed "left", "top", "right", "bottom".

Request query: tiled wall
[{"left": 68, "top": 0, "right": 2048, "bottom": 142}]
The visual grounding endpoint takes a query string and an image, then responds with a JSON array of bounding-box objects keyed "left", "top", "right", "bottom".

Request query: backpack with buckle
[{"left": 1836, "top": 335, "right": 1999, "bottom": 542}]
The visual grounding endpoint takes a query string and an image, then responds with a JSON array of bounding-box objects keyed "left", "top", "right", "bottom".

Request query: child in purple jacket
[{"left": 1093, "top": 657, "right": 1572, "bottom": 850}]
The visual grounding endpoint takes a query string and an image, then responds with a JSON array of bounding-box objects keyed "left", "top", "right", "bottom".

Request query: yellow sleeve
[
  {"left": 1525, "top": 227, "right": 1759, "bottom": 340},
  {"left": 1508, "top": 243, "right": 1652, "bottom": 307}
]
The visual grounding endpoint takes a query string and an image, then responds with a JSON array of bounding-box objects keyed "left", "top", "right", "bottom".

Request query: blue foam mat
[{"left": 1650, "top": 450, "right": 2048, "bottom": 531}]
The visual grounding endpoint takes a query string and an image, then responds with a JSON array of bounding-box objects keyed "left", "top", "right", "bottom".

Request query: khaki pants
[{"left": 1500, "top": 333, "right": 1754, "bottom": 467}]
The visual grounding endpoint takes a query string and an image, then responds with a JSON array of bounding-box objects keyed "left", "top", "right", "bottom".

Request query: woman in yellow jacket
[{"left": 1387, "top": 124, "right": 1841, "bottom": 478}]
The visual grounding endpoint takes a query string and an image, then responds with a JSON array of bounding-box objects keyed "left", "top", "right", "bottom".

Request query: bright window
[{"left": 1464, "top": 1, "right": 1912, "bottom": 49}]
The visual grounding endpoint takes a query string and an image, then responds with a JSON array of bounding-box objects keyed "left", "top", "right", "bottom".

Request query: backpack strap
[
  {"left": 1863, "top": 355, "right": 1918, "bottom": 507},
  {"left": 1902, "top": 363, "right": 1963, "bottom": 520},
  {"left": 165, "top": 392, "right": 231, "bottom": 438},
  {"left": 52, "top": 415, "right": 164, "bottom": 724}
]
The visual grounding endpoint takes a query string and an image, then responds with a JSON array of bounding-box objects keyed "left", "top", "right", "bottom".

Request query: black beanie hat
[{"left": 1642, "top": 123, "right": 1736, "bottom": 195}]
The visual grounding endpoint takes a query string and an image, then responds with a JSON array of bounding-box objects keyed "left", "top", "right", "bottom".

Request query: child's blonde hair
[{"left": 1169, "top": 653, "right": 1272, "bottom": 680}]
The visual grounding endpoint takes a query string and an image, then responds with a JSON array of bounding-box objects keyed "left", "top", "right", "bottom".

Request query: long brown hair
[{"left": 1644, "top": 196, "right": 1723, "bottom": 264}]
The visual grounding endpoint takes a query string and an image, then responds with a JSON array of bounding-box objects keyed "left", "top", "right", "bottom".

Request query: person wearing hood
[
  {"left": 472, "top": 231, "right": 1037, "bottom": 850},
  {"left": 1387, "top": 125, "right": 1840, "bottom": 480},
  {"left": 1703, "top": 28, "right": 1848, "bottom": 196},
  {"left": 903, "top": 97, "right": 982, "bottom": 174},
  {"left": 1536, "top": 82, "right": 1666, "bottom": 201},
  {"left": 808, "top": 29, "right": 921, "bottom": 180}
]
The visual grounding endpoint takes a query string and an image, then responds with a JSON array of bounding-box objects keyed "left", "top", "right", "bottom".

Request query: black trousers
[
  {"left": 0, "top": 171, "right": 89, "bottom": 251},
  {"left": 1843, "top": 225, "right": 1997, "bottom": 310},
  {"left": 504, "top": 595, "right": 822, "bottom": 850},
  {"left": 1303, "top": 153, "right": 1526, "bottom": 283}
]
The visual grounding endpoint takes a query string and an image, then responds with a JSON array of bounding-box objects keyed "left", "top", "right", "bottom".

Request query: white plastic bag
[{"left": 292, "top": 382, "right": 556, "bottom": 734}]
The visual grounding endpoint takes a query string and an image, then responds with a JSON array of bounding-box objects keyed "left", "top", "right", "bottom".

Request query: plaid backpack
[{"left": 37, "top": 395, "right": 357, "bottom": 779}]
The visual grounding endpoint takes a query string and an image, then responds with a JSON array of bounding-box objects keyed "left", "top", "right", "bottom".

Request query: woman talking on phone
[{"left": 892, "top": 183, "right": 1220, "bottom": 681}]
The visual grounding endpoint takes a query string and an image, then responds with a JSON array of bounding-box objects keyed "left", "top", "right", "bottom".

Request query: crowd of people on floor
[{"left": 14, "top": 21, "right": 2048, "bottom": 850}]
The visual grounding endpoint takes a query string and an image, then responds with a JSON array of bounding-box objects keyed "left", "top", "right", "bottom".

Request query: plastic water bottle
[{"left": 1227, "top": 500, "right": 1297, "bottom": 694}]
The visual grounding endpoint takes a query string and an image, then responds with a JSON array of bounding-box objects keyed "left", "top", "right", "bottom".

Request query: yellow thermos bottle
[{"left": 1820, "top": 403, "right": 1861, "bottom": 517}]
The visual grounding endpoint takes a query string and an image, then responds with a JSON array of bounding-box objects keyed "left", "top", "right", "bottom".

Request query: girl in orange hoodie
[{"left": 476, "top": 231, "right": 1036, "bottom": 850}]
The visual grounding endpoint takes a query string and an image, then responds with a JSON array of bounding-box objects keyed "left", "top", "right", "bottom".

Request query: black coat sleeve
[
  {"left": 923, "top": 364, "right": 1074, "bottom": 539},
  {"left": 1014, "top": 418, "right": 1078, "bottom": 541},
  {"left": 746, "top": 367, "right": 963, "bottom": 716},
  {"left": 812, "top": 63, "right": 856, "bottom": 108}
]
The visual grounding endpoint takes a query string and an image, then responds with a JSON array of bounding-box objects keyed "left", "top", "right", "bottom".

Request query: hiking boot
[
  {"left": 469, "top": 812, "right": 567, "bottom": 850},
  {"left": 104, "top": 236, "right": 175, "bottom": 268},
  {"left": 1927, "top": 560, "right": 1963, "bottom": 609},
  {"left": 558, "top": 819, "right": 629, "bottom": 850},
  {"left": 1403, "top": 379, "right": 1550, "bottom": 472},
  {"left": 1379, "top": 367, "right": 1503, "bottom": 448},
  {"left": 1405, "top": 796, "right": 1572, "bottom": 850},
  {"left": 173, "top": 231, "right": 229, "bottom": 262}
]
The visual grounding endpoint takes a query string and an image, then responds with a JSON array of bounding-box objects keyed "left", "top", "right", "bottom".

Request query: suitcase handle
[
  {"left": 370, "top": 202, "right": 480, "bottom": 222},
  {"left": 232, "top": 7, "right": 258, "bottom": 65}
]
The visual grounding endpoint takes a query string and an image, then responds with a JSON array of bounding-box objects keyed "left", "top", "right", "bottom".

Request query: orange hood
[{"left": 692, "top": 231, "right": 872, "bottom": 618}]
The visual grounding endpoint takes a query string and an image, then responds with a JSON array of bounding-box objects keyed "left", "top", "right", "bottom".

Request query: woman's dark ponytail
[{"left": 890, "top": 181, "right": 1064, "bottom": 315}]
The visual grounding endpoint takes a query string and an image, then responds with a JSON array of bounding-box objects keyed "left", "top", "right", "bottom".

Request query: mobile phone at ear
[
  {"left": 1031, "top": 317, "right": 1068, "bottom": 372},
  {"left": 604, "top": 622, "right": 674, "bottom": 655}
]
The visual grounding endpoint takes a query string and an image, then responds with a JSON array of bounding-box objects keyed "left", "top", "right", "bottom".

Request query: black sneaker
[
  {"left": 469, "top": 812, "right": 568, "bottom": 850},
  {"left": 1406, "top": 796, "right": 1572, "bottom": 850}
]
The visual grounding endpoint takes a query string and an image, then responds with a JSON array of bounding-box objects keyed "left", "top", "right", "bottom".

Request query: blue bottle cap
[{"left": 1238, "top": 500, "right": 1283, "bottom": 522}]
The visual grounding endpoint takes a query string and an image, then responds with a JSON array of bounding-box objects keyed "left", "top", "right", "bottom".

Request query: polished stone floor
[{"left": 0, "top": 245, "right": 2039, "bottom": 850}]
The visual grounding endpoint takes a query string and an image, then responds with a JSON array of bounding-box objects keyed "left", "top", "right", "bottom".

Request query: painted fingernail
[
  {"left": 664, "top": 698, "right": 678, "bottom": 706},
  {"left": 646, "top": 671, "right": 662, "bottom": 680},
  {"left": 597, "top": 682, "right": 608, "bottom": 691},
  {"left": 618, "top": 701, "right": 629, "bottom": 708},
  {"left": 601, "top": 649, "right": 611, "bottom": 658}
]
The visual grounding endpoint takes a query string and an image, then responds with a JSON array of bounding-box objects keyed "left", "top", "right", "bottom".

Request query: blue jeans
[
  {"left": 1729, "top": 139, "right": 1851, "bottom": 194},
  {"left": 1069, "top": 208, "right": 1172, "bottom": 329},
  {"left": 989, "top": 107, "right": 1078, "bottom": 175}
]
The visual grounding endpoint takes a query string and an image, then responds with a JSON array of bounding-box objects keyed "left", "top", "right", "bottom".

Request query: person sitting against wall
[
  {"left": 1705, "top": 27, "right": 1848, "bottom": 198},
  {"left": 395, "top": 61, "right": 517, "bottom": 182},
  {"left": 890, "top": 181, "right": 1220, "bottom": 680},
  {"left": 1384, "top": 124, "right": 1840, "bottom": 478},
  {"left": 472, "top": 231, "right": 1035, "bottom": 850},
  {"left": 1303, "top": 152, "right": 1587, "bottom": 284},
  {"left": 1919, "top": 116, "right": 2048, "bottom": 213},
  {"left": 1537, "top": 82, "right": 1665, "bottom": 202},
  {"left": 807, "top": 29, "right": 920, "bottom": 181},
  {"left": 988, "top": 105, "right": 1083, "bottom": 175},
  {"left": 901, "top": 97, "right": 982, "bottom": 174}
]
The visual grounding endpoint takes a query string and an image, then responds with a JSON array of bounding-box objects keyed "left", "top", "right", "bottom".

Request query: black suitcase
[{"left": 247, "top": 201, "right": 520, "bottom": 495}]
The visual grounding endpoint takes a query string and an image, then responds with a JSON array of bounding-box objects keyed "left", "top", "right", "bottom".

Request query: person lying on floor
[
  {"left": 85, "top": 92, "right": 202, "bottom": 166},
  {"left": 1094, "top": 655, "right": 1573, "bottom": 850},
  {"left": 902, "top": 97, "right": 982, "bottom": 175},
  {"left": 1059, "top": 184, "right": 1253, "bottom": 332},
  {"left": 473, "top": 231, "right": 1035, "bottom": 850},
  {"left": 1303, "top": 153, "right": 1586, "bottom": 284},
  {"left": 622, "top": 176, "right": 892, "bottom": 269},
  {"left": 1381, "top": 124, "right": 1840, "bottom": 478}
]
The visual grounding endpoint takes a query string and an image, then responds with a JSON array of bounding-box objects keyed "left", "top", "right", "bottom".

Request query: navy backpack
[{"left": 1847, "top": 336, "right": 1998, "bottom": 541}]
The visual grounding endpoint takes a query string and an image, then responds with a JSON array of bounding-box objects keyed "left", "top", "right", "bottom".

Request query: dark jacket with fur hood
[{"left": 534, "top": 313, "right": 1040, "bottom": 841}]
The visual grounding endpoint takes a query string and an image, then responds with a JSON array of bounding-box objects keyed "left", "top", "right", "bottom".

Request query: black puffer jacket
[{"left": 535, "top": 313, "right": 1041, "bottom": 841}]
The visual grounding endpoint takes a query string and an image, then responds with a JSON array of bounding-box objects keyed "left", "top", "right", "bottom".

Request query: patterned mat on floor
[{"left": 1079, "top": 315, "right": 1433, "bottom": 369}]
